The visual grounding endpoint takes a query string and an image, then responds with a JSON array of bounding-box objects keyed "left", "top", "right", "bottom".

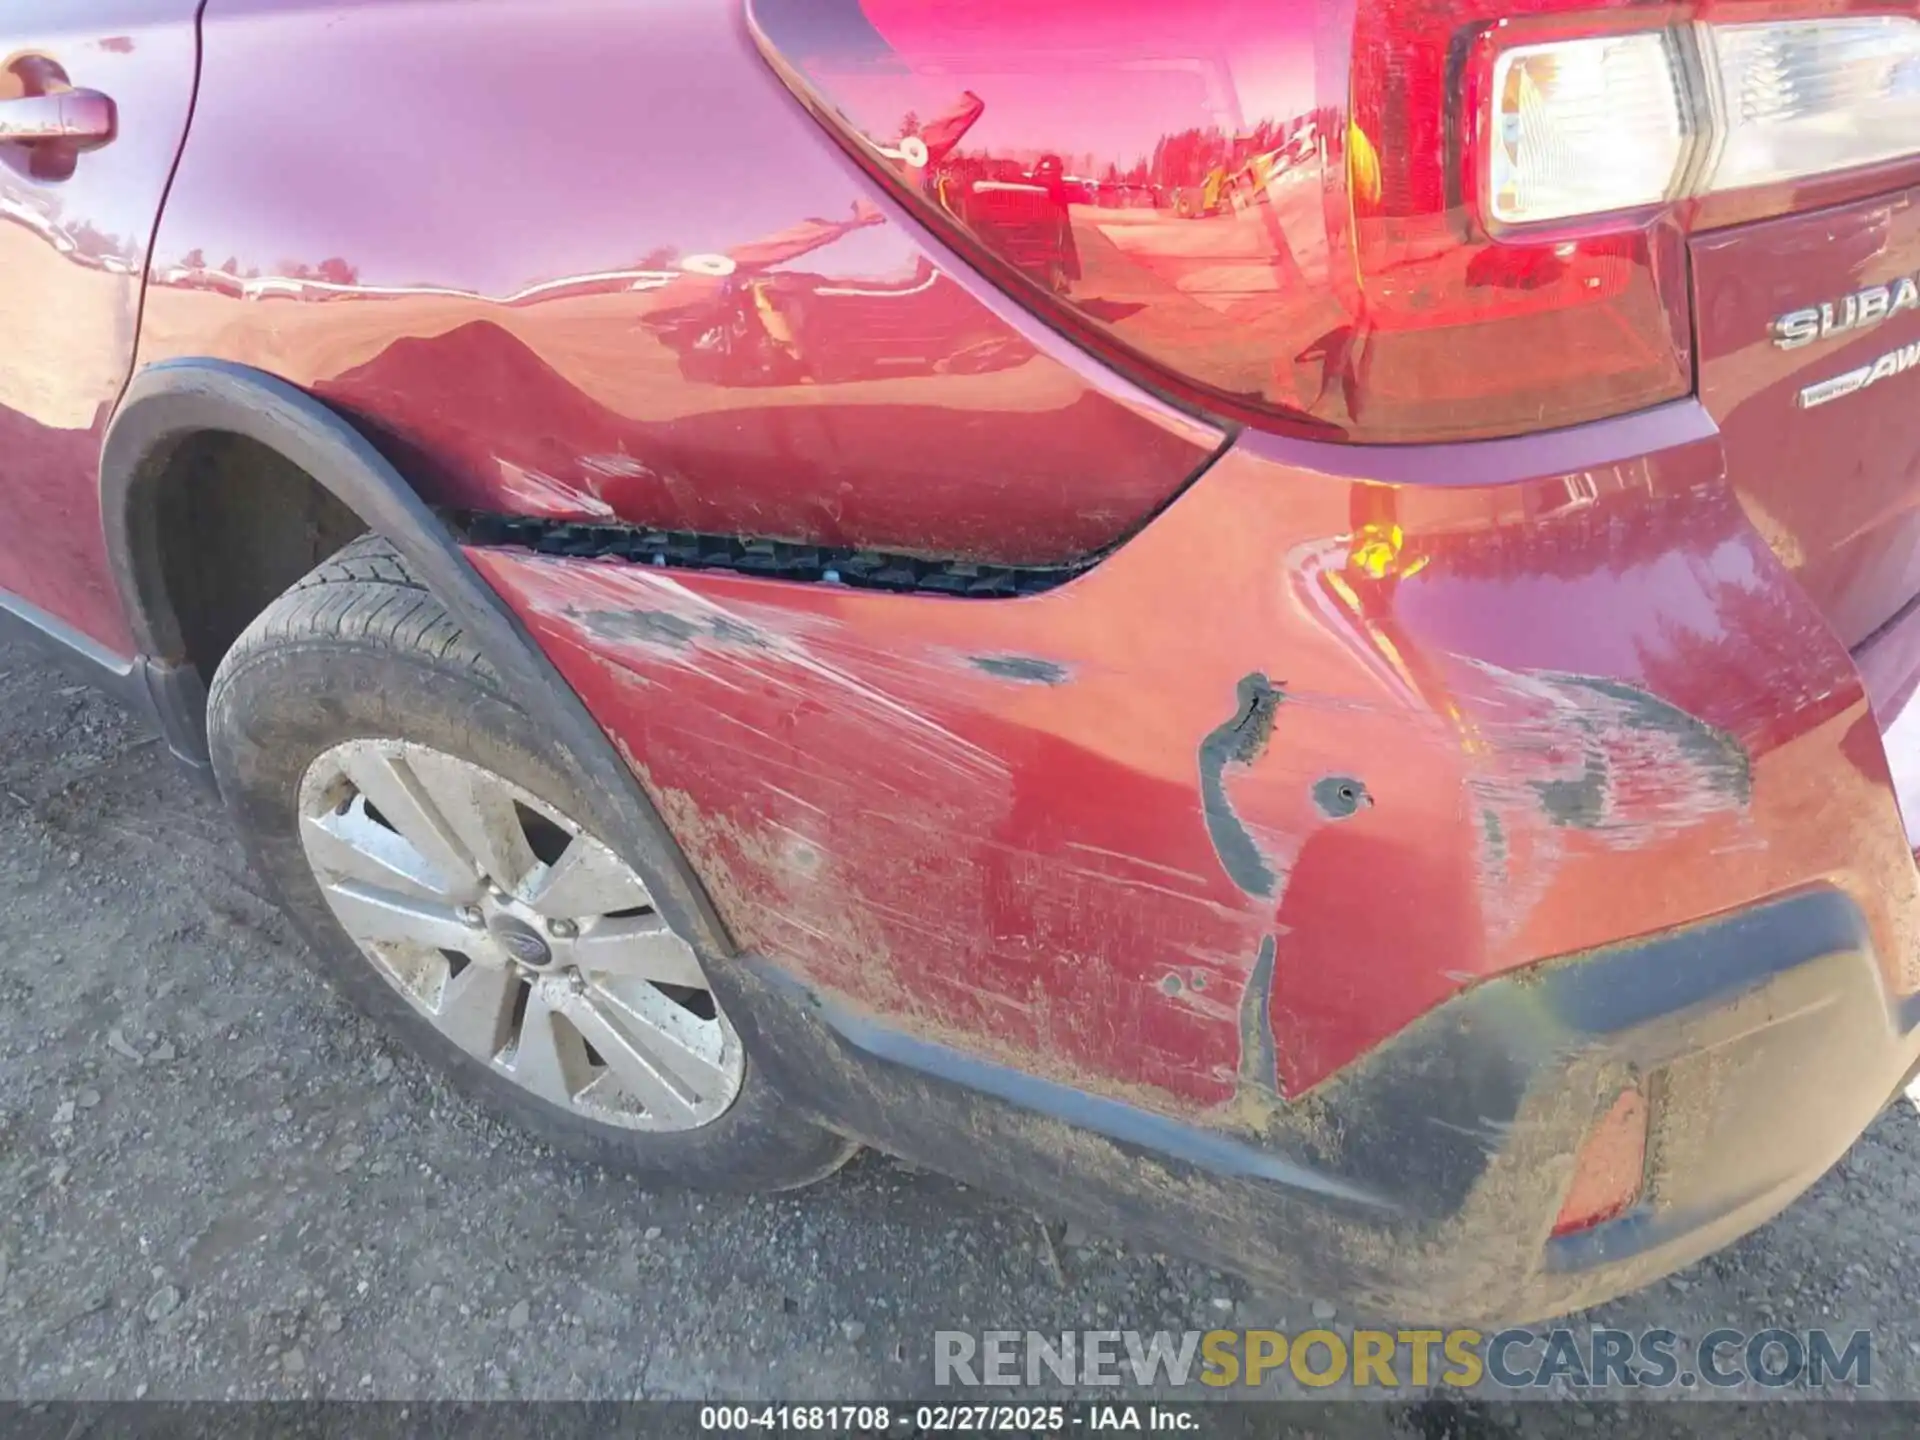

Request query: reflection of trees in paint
[
  {"left": 1636, "top": 554, "right": 1854, "bottom": 752},
  {"left": 272, "top": 256, "right": 360, "bottom": 285}
]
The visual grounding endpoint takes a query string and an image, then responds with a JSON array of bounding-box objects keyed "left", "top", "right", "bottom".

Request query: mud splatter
[
  {"left": 1311, "top": 775, "right": 1372, "bottom": 820},
  {"left": 1197, "top": 673, "right": 1284, "bottom": 896},
  {"left": 518, "top": 561, "right": 1010, "bottom": 784},
  {"left": 970, "top": 655, "right": 1069, "bottom": 685},
  {"left": 1466, "top": 666, "right": 1752, "bottom": 840},
  {"left": 576, "top": 608, "right": 766, "bottom": 652},
  {"left": 1236, "top": 935, "right": 1280, "bottom": 1096},
  {"left": 1531, "top": 672, "right": 1752, "bottom": 826},
  {"left": 1478, "top": 806, "right": 1507, "bottom": 871},
  {"left": 1461, "top": 664, "right": 1754, "bottom": 944}
]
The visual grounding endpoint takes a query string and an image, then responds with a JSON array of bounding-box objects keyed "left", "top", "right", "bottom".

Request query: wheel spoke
[
  {"left": 321, "top": 879, "right": 477, "bottom": 953},
  {"left": 431, "top": 963, "right": 519, "bottom": 1060},
  {"left": 499, "top": 983, "right": 585, "bottom": 1107},
  {"left": 581, "top": 980, "right": 733, "bottom": 1100},
  {"left": 404, "top": 750, "right": 541, "bottom": 894},
  {"left": 525, "top": 837, "right": 653, "bottom": 919},
  {"left": 570, "top": 913, "right": 705, "bottom": 988},
  {"left": 337, "top": 750, "right": 481, "bottom": 896},
  {"left": 559, "top": 992, "right": 705, "bottom": 1125},
  {"left": 301, "top": 801, "right": 455, "bottom": 901},
  {"left": 300, "top": 739, "right": 744, "bottom": 1132}
]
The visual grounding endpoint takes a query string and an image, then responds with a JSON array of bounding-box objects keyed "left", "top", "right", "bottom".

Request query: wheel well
[
  {"left": 146, "top": 431, "right": 367, "bottom": 684},
  {"left": 103, "top": 359, "right": 735, "bottom": 954}
]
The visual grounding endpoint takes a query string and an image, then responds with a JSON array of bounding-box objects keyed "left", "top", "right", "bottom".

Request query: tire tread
[{"left": 213, "top": 535, "right": 504, "bottom": 708}]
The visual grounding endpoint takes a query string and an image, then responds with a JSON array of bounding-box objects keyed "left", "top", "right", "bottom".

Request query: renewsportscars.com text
[{"left": 934, "top": 1327, "right": 1873, "bottom": 1391}]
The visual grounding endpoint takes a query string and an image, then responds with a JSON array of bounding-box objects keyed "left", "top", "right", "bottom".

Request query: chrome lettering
[
  {"left": 1799, "top": 365, "right": 1874, "bottom": 409},
  {"left": 1837, "top": 295, "right": 1862, "bottom": 339},
  {"left": 1797, "top": 339, "right": 1920, "bottom": 409},
  {"left": 1774, "top": 308, "right": 1823, "bottom": 349},
  {"left": 1774, "top": 272, "right": 1920, "bottom": 349}
]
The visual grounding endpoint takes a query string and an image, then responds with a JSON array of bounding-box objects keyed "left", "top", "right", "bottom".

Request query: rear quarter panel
[
  {"left": 137, "top": 0, "right": 1221, "bottom": 566},
  {"left": 472, "top": 407, "right": 1920, "bottom": 1108}
]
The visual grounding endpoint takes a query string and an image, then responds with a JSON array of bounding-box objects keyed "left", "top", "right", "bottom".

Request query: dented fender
[{"left": 468, "top": 400, "right": 1920, "bottom": 1117}]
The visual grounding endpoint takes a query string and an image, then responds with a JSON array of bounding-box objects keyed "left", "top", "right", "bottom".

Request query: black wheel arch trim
[{"left": 100, "top": 356, "right": 738, "bottom": 962}]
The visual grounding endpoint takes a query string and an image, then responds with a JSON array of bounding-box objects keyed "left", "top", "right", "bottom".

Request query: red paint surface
[
  {"left": 0, "top": 0, "right": 200, "bottom": 649},
  {"left": 1695, "top": 187, "right": 1920, "bottom": 649},
  {"left": 474, "top": 405, "right": 1920, "bottom": 1108},
  {"left": 134, "top": 0, "right": 1220, "bottom": 568}
]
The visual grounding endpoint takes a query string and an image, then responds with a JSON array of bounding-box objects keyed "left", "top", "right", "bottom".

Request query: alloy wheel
[{"left": 296, "top": 739, "right": 743, "bottom": 1131}]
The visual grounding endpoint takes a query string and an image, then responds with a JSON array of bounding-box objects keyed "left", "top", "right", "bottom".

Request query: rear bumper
[
  {"left": 713, "top": 887, "right": 1920, "bottom": 1322},
  {"left": 471, "top": 394, "right": 1920, "bottom": 1319}
]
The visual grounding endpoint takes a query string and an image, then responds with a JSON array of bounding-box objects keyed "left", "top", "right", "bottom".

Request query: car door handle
[{"left": 0, "top": 90, "right": 116, "bottom": 149}]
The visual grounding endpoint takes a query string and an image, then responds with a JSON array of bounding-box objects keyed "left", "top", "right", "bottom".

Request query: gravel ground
[{"left": 2, "top": 638, "right": 1918, "bottom": 1423}]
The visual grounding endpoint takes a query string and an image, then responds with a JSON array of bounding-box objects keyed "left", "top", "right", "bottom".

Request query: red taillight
[
  {"left": 1332, "top": 0, "right": 1695, "bottom": 442},
  {"left": 749, "top": 0, "right": 1920, "bottom": 444}
]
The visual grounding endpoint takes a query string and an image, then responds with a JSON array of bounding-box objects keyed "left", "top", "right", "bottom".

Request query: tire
[{"left": 205, "top": 534, "right": 857, "bottom": 1190}]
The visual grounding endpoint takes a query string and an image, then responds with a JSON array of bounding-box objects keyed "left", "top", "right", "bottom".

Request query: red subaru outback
[{"left": 5, "top": 0, "right": 1919, "bottom": 1322}]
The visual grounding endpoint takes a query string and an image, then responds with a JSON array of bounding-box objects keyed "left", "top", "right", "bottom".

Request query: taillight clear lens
[
  {"left": 1489, "top": 34, "right": 1691, "bottom": 227},
  {"left": 1484, "top": 17, "right": 1920, "bottom": 228},
  {"left": 1710, "top": 17, "right": 1920, "bottom": 193}
]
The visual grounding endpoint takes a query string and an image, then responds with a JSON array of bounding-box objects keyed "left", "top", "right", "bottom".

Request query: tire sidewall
[{"left": 208, "top": 628, "right": 852, "bottom": 1190}]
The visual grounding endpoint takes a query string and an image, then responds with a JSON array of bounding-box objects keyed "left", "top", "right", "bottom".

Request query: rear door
[{"left": 0, "top": 0, "right": 200, "bottom": 654}]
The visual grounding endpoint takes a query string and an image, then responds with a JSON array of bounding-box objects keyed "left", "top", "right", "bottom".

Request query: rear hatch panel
[{"left": 1694, "top": 189, "right": 1920, "bottom": 649}]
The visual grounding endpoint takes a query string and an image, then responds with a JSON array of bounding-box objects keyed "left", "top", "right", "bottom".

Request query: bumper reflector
[{"left": 1551, "top": 1085, "right": 1650, "bottom": 1236}]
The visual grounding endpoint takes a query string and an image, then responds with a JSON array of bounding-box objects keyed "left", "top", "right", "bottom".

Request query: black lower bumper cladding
[{"left": 711, "top": 887, "right": 1920, "bottom": 1322}]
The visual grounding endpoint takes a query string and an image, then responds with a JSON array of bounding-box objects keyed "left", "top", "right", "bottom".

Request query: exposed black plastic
[{"left": 454, "top": 512, "right": 1091, "bottom": 598}]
